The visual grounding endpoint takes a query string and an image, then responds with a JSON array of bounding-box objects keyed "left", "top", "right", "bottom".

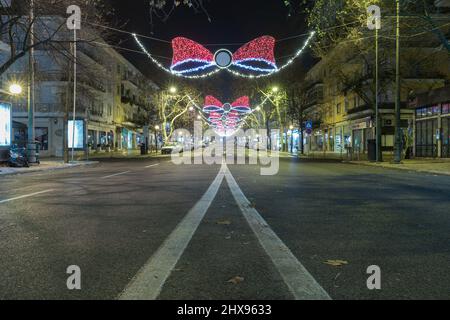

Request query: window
[
  {"left": 336, "top": 103, "right": 341, "bottom": 115},
  {"left": 443, "top": 103, "right": 449, "bottom": 114},
  {"left": 432, "top": 105, "right": 441, "bottom": 115},
  {"left": 35, "top": 127, "right": 49, "bottom": 151}
]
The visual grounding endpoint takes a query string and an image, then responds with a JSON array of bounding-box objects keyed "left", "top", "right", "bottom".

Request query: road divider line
[
  {"left": 100, "top": 171, "right": 131, "bottom": 179},
  {"left": 119, "top": 163, "right": 227, "bottom": 300},
  {"left": 224, "top": 165, "right": 331, "bottom": 300},
  {"left": 0, "top": 189, "right": 54, "bottom": 204},
  {"left": 145, "top": 164, "right": 160, "bottom": 168}
]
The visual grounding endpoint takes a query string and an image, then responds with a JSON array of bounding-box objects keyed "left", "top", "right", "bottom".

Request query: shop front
[
  {"left": 351, "top": 118, "right": 375, "bottom": 156},
  {"left": 442, "top": 112, "right": 450, "bottom": 158},
  {"left": 415, "top": 102, "right": 450, "bottom": 158}
]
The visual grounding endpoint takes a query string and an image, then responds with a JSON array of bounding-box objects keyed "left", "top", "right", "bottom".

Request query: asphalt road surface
[{"left": 0, "top": 155, "right": 449, "bottom": 300}]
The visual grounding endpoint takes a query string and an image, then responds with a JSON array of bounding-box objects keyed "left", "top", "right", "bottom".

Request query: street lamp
[
  {"left": 189, "top": 106, "right": 194, "bottom": 112},
  {"left": 393, "top": 0, "right": 402, "bottom": 164},
  {"left": 169, "top": 86, "right": 177, "bottom": 94},
  {"left": 272, "top": 86, "right": 279, "bottom": 93},
  {"left": 9, "top": 83, "right": 23, "bottom": 95}
]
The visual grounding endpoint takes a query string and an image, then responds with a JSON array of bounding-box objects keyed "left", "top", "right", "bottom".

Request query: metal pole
[
  {"left": 71, "top": 28, "right": 77, "bottom": 162},
  {"left": 375, "top": 28, "right": 382, "bottom": 162},
  {"left": 394, "top": 0, "right": 402, "bottom": 163},
  {"left": 27, "top": 0, "right": 35, "bottom": 163}
]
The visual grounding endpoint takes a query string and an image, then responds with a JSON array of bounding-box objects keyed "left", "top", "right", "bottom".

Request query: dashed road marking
[
  {"left": 100, "top": 171, "right": 131, "bottom": 179},
  {"left": 145, "top": 164, "right": 160, "bottom": 168},
  {"left": 0, "top": 189, "right": 54, "bottom": 204}
]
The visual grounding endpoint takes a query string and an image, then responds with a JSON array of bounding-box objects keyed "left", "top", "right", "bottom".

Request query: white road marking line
[
  {"left": 0, "top": 185, "right": 39, "bottom": 194},
  {"left": 0, "top": 189, "right": 54, "bottom": 204},
  {"left": 119, "top": 164, "right": 227, "bottom": 300},
  {"left": 224, "top": 165, "right": 331, "bottom": 300},
  {"left": 100, "top": 171, "right": 131, "bottom": 179},
  {"left": 145, "top": 164, "right": 160, "bottom": 168}
]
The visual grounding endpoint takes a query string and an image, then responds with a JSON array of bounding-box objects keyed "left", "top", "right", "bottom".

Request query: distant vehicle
[{"left": 161, "top": 143, "right": 183, "bottom": 155}]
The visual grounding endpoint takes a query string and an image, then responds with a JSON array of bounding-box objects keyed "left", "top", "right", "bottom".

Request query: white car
[{"left": 161, "top": 143, "right": 183, "bottom": 154}]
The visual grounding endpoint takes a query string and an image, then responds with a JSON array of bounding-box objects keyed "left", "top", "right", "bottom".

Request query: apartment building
[
  {"left": 0, "top": 15, "right": 158, "bottom": 158},
  {"left": 301, "top": 4, "right": 450, "bottom": 159}
]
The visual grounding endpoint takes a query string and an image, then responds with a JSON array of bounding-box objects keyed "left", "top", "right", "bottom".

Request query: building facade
[
  {"left": 301, "top": 4, "right": 450, "bottom": 159},
  {"left": 0, "top": 16, "right": 158, "bottom": 158}
]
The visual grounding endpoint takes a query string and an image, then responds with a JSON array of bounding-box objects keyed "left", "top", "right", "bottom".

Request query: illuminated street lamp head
[
  {"left": 9, "top": 83, "right": 23, "bottom": 95},
  {"left": 255, "top": 106, "right": 261, "bottom": 111},
  {"left": 189, "top": 106, "right": 194, "bottom": 112},
  {"left": 169, "top": 86, "right": 177, "bottom": 94},
  {"left": 272, "top": 86, "right": 279, "bottom": 93},
  {"left": 290, "top": 125, "right": 294, "bottom": 130},
  {"left": 154, "top": 125, "right": 160, "bottom": 130},
  {"left": 197, "top": 115, "right": 202, "bottom": 120}
]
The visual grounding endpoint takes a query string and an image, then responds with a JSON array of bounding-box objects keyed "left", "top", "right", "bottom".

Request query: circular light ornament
[
  {"left": 214, "top": 49, "right": 233, "bottom": 69},
  {"left": 223, "top": 103, "right": 232, "bottom": 113}
]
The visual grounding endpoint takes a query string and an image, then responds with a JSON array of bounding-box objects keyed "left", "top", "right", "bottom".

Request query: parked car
[{"left": 161, "top": 143, "right": 183, "bottom": 154}]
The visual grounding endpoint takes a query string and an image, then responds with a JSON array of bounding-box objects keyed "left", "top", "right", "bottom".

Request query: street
[{"left": 0, "top": 156, "right": 449, "bottom": 300}]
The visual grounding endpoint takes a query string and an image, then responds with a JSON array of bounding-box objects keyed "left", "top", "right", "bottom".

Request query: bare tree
[{"left": 0, "top": 0, "right": 111, "bottom": 76}]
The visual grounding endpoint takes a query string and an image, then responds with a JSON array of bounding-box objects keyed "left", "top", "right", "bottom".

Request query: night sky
[{"left": 107, "top": 0, "right": 312, "bottom": 98}]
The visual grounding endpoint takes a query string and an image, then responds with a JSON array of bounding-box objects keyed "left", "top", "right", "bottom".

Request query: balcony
[{"left": 305, "top": 83, "right": 324, "bottom": 108}]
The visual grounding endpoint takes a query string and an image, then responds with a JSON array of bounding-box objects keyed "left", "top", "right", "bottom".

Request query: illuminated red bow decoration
[
  {"left": 203, "top": 96, "right": 251, "bottom": 114},
  {"left": 171, "top": 36, "right": 278, "bottom": 76},
  {"left": 207, "top": 108, "right": 242, "bottom": 130}
]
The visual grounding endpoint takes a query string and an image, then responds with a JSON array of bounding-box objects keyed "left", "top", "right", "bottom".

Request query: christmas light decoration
[
  {"left": 186, "top": 94, "right": 271, "bottom": 137},
  {"left": 170, "top": 36, "right": 277, "bottom": 76},
  {"left": 133, "top": 31, "right": 316, "bottom": 79},
  {"left": 203, "top": 96, "right": 251, "bottom": 114}
]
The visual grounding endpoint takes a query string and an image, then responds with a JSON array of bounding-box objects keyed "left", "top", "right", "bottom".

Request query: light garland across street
[
  {"left": 133, "top": 31, "right": 316, "bottom": 79},
  {"left": 187, "top": 94, "right": 270, "bottom": 137}
]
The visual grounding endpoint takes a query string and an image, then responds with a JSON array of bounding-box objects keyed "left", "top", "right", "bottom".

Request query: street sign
[{"left": 305, "top": 121, "right": 313, "bottom": 135}]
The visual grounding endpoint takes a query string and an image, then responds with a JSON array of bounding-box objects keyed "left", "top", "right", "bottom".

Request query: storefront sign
[
  {"left": 0, "top": 102, "right": 12, "bottom": 147},
  {"left": 351, "top": 118, "right": 372, "bottom": 131}
]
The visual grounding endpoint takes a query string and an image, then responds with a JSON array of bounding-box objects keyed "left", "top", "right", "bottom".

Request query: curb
[
  {"left": 0, "top": 161, "right": 100, "bottom": 177},
  {"left": 346, "top": 161, "right": 450, "bottom": 176}
]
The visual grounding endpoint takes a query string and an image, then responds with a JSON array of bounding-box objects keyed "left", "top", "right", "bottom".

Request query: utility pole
[
  {"left": 375, "top": 27, "right": 382, "bottom": 162},
  {"left": 27, "top": 0, "right": 36, "bottom": 163},
  {"left": 393, "top": 0, "right": 403, "bottom": 163},
  {"left": 63, "top": 49, "right": 72, "bottom": 163},
  {"left": 368, "top": 5, "right": 382, "bottom": 162},
  {"left": 66, "top": 5, "right": 81, "bottom": 162},
  {"left": 71, "top": 27, "right": 77, "bottom": 162}
]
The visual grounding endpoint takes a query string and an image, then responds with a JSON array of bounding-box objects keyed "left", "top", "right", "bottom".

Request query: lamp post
[
  {"left": 27, "top": 0, "right": 36, "bottom": 163},
  {"left": 367, "top": 5, "right": 382, "bottom": 162},
  {"left": 393, "top": 0, "right": 403, "bottom": 164}
]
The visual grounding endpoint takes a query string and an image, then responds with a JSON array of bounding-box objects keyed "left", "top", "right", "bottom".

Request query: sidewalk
[
  {"left": 0, "top": 160, "right": 98, "bottom": 176},
  {"left": 349, "top": 159, "right": 450, "bottom": 176}
]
